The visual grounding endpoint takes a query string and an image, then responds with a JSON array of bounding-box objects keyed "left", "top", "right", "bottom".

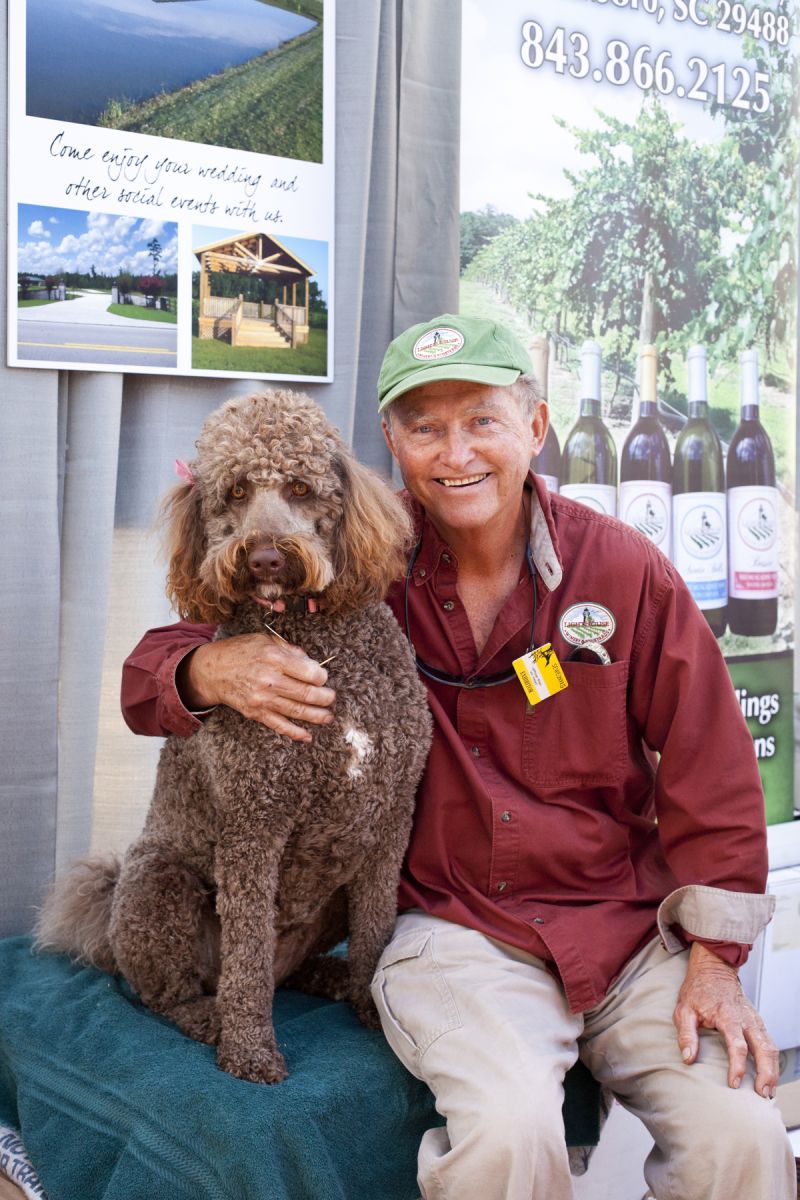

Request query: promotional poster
[
  {"left": 8, "top": 0, "right": 333, "bottom": 381},
  {"left": 460, "top": 0, "right": 798, "bottom": 824}
]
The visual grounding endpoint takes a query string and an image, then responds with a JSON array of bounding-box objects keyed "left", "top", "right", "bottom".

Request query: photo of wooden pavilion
[{"left": 195, "top": 232, "right": 315, "bottom": 348}]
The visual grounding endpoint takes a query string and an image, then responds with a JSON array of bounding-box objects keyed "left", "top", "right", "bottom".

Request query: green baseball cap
[{"left": 378, "top": 313, "right": 532, "bottom": 411}]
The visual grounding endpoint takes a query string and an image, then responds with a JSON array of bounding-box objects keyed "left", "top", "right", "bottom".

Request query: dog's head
[{"left": 162, "top": 391, "right": 413, "bottom": 623}]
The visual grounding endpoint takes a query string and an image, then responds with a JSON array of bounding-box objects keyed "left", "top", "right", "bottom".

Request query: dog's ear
[
  {"left": 326, "top": 452, "right": 413, "bottom": 613},
  {"left": 160, "top": 480, "right": 227, "bottom": 624}
]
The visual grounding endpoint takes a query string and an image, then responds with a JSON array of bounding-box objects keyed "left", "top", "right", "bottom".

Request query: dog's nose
[{"left": 248, "top": 545, "right": 285, "bottom": 578}]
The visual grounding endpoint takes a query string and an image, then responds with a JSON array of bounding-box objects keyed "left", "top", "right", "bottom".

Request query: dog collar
[{"left": 250, "top": 594, "right": 326, "bottom": 615}]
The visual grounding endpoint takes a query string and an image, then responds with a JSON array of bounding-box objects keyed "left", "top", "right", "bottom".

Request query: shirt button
[
  {"left": 471, "top": 745, "right": 481, "bottom": 757},
  {"left": 533, "top": 917, "right": 545, "bottom": 924},
  {"left": 418, "top": 568, "right": 426, "bottom": 578},
  {"left": 442, "top": 553, "right": 451, "bottom": 564},
  {"left": 442, "top": 600, "right": 455, "bottom": 612},
  {"left": 501, "top": 811, "right": 511, "bottom": 822},
  {"left": 497, "top": 881, "right": 508, "bottom": 892}
]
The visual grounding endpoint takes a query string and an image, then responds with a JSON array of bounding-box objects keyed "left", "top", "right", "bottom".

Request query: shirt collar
[
  {"left": 527, "top": 472, "right": 563, "bottom": 592},
  {"left": 402, "top": 473, "right": 563, "bottom": 591}
]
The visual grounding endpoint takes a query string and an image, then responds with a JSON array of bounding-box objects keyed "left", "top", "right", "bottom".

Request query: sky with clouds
[{"left": 17, "top": 205, "right": 178, "bottom": 276}]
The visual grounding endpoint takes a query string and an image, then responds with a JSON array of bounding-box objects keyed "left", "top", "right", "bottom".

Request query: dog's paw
[
  {"left": 166, "top": 996, "right": 221, "bottom": 1045},
  {"left": 217, "top": 1041, "right": 288, "bottom": 1085}
]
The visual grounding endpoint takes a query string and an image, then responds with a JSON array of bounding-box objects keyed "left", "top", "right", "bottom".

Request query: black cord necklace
[{"left": 403, "top": 536, "right": 538, "bottom": 688}]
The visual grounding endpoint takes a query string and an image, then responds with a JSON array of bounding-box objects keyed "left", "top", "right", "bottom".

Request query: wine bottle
[
  {"left": 560, "top": 341, "right": 617, "bottom": 516},
  {"left": 529, "top": 334, "right": 560, "bottom": 493},
  {"left": 726, "top": 350, "right": 778, "bottom": 637},
  {"left": 672, "top": 346, "right": 727, "bottom": 638},
  {"left": 619, "top": 345, "right": 672, "bottom": 554}
]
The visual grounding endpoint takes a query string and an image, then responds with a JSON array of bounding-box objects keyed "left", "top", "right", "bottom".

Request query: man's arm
[
  {"left": 629, "top": 567, "right": 778, "bottom": 1098},
  {"left": 122, "top": 621, "right": 336, "bottom": 742}
]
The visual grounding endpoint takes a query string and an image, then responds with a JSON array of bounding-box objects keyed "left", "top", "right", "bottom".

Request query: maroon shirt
[{"left": 121, "top": 477, "right": 767, "bottom": 1011}]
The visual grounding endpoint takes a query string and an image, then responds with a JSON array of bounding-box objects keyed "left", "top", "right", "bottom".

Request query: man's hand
[
  {"left": 673, "top": 941, "right": 778, "bottom": 1099},
  {"left": 177, "top": 633, "right": 336, "bottom": 742}
]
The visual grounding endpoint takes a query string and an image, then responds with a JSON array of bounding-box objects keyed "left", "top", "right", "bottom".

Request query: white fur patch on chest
[{"left": 343, "top": 727, "right": 374, "bottom": 779}]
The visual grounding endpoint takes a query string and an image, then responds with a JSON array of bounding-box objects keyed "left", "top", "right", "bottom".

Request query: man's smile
[{"left": 436, "top": 473, "right": 489, "bottom": 488}]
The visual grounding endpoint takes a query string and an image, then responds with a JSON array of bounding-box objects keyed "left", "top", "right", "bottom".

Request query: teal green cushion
[{"left": 0, "top": 937, "right": 599, "bottom": 1200}]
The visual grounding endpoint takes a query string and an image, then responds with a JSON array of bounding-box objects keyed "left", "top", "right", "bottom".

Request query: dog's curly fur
[{"left": 35, "top": 390, "right": 432, "bottom": 1084}]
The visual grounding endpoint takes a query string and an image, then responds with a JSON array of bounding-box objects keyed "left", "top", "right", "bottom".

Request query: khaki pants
[{"left": 371, "top": 912, "right": 795, "bottom": 1200}]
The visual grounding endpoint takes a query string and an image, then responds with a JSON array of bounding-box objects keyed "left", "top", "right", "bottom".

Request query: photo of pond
[{"left": 26, "top": 0, "right": 324, "bottom": 161}]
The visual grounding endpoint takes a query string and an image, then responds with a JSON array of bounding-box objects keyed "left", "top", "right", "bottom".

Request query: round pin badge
[
  {"left": 566, "top": 641, "right": 611, "bottom": 665},
  {"left": 559, "top": 602, "right": 616, "bottom": 647}
]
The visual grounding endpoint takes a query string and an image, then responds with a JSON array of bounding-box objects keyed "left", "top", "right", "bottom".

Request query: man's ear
[
  {"left": 531, "top": 401, "right": 550, "bottom": 457},
  {"left": 381, "top": 416, "right": 398, "bottom": 460}
]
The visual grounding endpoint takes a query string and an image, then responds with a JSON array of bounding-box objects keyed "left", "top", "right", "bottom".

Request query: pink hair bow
[{"left": 175, "top": 459, "right": 195, "bottom": 486}]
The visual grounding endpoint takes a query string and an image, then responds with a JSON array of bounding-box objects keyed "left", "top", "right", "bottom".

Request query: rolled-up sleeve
[
  {"left": 121, "top": 621, "right": 216, "bottom": 738},
  {"left": 657, "top": 886, "right": 775, "bottom": 955}
]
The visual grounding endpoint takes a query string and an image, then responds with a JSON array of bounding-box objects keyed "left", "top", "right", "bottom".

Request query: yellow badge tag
[{"left": 512, "top": 643, "right": 569, "bottom": 706}]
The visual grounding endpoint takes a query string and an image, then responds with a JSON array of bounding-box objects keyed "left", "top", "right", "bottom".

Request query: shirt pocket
[
  {"left": 522, "top": 658, "right": 629, "bottom": 788},
  {"left": 370, "top": 928, "right": 462, "bottom": 1073}
]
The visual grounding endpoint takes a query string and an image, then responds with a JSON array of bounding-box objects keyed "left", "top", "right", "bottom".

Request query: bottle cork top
[
  {"left": 639, "top": 345, "right": 657, "bottom": 407},
  {"left": 740, "top": 349, "right": 759, "bottom": 409},
  {"left": 687, "top": 345, "right": 708, "bottom": 404}
]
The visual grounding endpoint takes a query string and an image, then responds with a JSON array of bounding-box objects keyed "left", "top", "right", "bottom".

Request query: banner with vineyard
[{"left": 460, "top": 0, "right": 797, "bottom": 822}]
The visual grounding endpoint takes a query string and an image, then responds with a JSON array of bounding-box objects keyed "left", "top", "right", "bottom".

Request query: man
[{"left": 122, "top": 314, "right": 795, "bottom": 1199}]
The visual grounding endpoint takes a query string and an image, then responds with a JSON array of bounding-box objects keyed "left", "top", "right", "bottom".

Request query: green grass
[
  {"left": 107, "top": 303, "right": 177, "bottom": 325},
  {"left": 98, "top": 27, "right": 322, "bottom": 161},
  {"left": 18, "top": 298, "right": 60, "bottom": 308},
  {"left": 192, "top": 328, "right": 328, "bottom": 375}
]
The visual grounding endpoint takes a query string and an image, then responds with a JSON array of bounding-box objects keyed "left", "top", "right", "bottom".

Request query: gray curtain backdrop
[{"left": 0, "top": 0, "right": 461, "bottom": 935}]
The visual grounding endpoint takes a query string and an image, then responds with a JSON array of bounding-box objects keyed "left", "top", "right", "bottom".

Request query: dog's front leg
[
  {"left": 346, "top": 804, "right": 416, "bottom": 1030},
  {"left": 214, "top": 823, "right": 290, "bottom": 1084}
]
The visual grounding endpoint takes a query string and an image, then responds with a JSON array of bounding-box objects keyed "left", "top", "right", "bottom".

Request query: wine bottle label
[
  {"left": 560, "top": 483, "right": 617, "bottom": 516},
  {"left": 619, "top": 480, "right": 671, "bottom": 554},
  {"left": 538, "top": 474, "right": 559, "bottom": 494},
  {"left": 672, "top": 492, "right": 727, "bottom": 609},
  {"left": 727, "top": 485, "right": 779, "bottom": 599}
]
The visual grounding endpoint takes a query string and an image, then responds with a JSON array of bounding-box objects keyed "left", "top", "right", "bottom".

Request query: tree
[
  {"left": 146, "top": 238, "right": 163, "bottom": 275},
  {"left": 308, "top": 280, "right": 327, "bottom": 315},
  {"left": 698, "top": 34, "right": 797, "bottom": 364},
  {"left": 139, "top": 275, "right": 165, "bottom": 304},
  {"left": 558, "top": 99, "right": 742, "bottom": 366},
  {"left": 116, "top": 272, "right": 135, "bottom": 302},
  {"left": 465, "top": 40, "right": 797, "bottom": 380},
  {"left": 460, "top": 205, "right": 517, "bottom": 273}
]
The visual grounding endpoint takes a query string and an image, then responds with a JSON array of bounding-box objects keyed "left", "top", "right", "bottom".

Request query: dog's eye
[
  {"left": 230, "top": 482, "right": 246, "bottom": 501},
  {"left": 290, "top": 481, "right": 310, "bottom": 497}
]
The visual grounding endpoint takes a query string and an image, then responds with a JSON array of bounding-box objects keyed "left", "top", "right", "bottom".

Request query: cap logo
[
  {"left": 559, "top": 602, "right": 616, "bottom": 647},
  {"left": 412, "top": 327, "right": 464, "bottom": 361}
]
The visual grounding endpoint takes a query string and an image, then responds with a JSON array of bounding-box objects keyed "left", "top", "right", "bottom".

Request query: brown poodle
[{"left": 35, "top": 390, "right": 432, "bottom": 1085}]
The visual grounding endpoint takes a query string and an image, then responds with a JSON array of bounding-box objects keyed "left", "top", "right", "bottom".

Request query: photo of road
[
  {"left": 14, "top": 206, "right": 179, "bottom": 371},
  {"left": 18, "top": 289, "right": 177, "bottom": 368}
]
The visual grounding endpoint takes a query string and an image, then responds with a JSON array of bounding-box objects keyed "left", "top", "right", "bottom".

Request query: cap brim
[{"left": 378, "top": 363, "right": 522, "bottom": 411}]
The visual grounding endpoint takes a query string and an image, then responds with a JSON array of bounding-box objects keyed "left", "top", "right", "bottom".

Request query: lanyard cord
[{"left": 403, "top": 536, "right": 538, "bottom": 688}]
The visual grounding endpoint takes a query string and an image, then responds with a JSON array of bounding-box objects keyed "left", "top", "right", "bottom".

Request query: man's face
[{"left": 381, "top": 379, "right": 547, "bottom": 539}]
